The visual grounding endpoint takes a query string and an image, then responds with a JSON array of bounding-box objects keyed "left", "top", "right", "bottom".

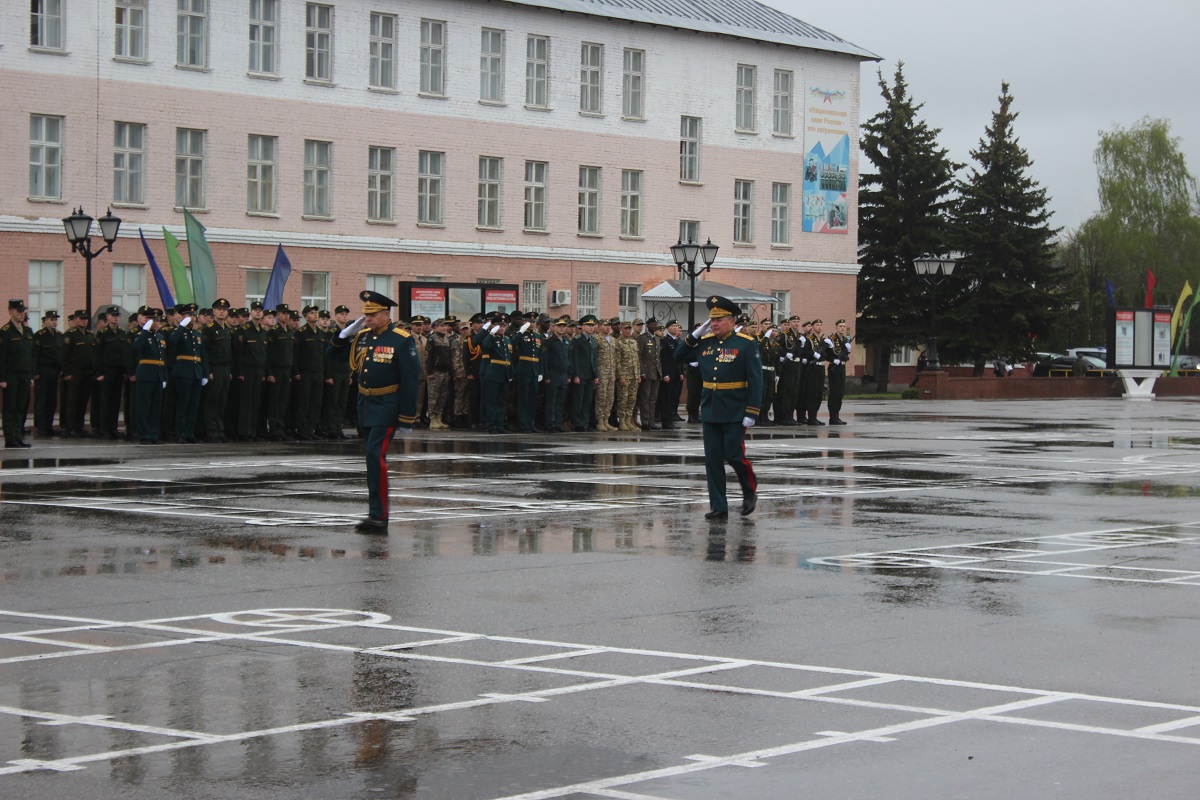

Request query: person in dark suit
[
  {"left": 169, "top": 305, "right": 207, "bottom": 443},
  {"left": 479, "top": 312, "right": 513, "bottom": 434},
  {"left": 131, "top": 307, "right": 166, "bottom": 444},
  {"left": 330, "top": 291, "right": 420, "bottom": 534},
  {"left": 657, "top": 319, "right": 684, "bottom": 428},
  {"left": 542, "top": 316, "right": 570, "bottom": 432},
  {"left": 569, "top": 314, "right": 599, "bottom": 431}
]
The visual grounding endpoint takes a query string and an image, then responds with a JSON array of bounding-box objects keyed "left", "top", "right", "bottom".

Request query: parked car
[
  {"left": 1032, "top": 354, "right": 1114, "bottom": 377},
  {"left": 1067, "top": 346, "right": 1107, "bottom": 362},
  {"left": 1174, "top": 354, "right": 1200, "bottom": 371}
]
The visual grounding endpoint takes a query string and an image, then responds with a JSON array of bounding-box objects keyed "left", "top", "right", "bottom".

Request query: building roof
[
  {"left": 502, "top": 0, "right": 880, "bottom": 61},
  {"left": 642, "top": 279, "right": 778, "bottom": 305}
]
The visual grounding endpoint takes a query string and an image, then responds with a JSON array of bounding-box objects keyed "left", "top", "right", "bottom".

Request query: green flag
[
  {"left": 1169, "top": 281, "right": 1194, "bottom": 375},
  {"left": 1173, "top": 288, "right": 1200, "bottom": 374},
  {"left": 162, "top": 227, "right": 193, "bottom": 304},
  {"left": 183, "top": 208, "right": 218, "bottom": 308}
]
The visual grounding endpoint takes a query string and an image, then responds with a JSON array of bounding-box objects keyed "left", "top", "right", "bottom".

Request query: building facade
[{"left": 2, "top": 0, "right": 877, "bottom": 323}]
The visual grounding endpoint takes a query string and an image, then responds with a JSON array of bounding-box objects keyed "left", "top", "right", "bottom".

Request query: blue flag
[
  {"left": 1105, "top": 279, "right": 1116, "bottom": 309},
  {"left": 139, "top": 228, "right": 175, "bottom": 309},
  {"left": 263, "top": 244, "right": 292, "bottom": 310}
]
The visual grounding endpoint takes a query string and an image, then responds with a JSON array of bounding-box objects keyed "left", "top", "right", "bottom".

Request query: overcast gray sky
[{"left": 773, "top": 0, "right": 1200, "bottom": 234}]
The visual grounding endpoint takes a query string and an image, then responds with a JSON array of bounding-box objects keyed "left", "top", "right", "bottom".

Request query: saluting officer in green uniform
[
  {"left": 131, "top": 307, "right": 167, "bottom": 444},
  {"left": 32, "top": 310, "right": 63, "bottom": 437},
  {"left": 330, "top": 291, "right": 420, "bottom": 534},
  {"left": 0, "top": 299, "right": 35, "bottom": 448},
  {"left": 201, "top": 298, "right": 234, "bottom": 442},
  {"left": 674, "top": 295, "right": 763, "bottom": 520}
]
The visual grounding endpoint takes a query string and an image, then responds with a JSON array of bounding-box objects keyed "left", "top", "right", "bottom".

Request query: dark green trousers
[{"left": 701, "top": 421, "right": 757, "bottom": 513}]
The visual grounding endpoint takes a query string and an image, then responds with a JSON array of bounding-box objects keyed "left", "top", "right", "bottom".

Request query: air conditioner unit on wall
[{"left": 550, "top": 290, "right": 571, "bottom": 306}]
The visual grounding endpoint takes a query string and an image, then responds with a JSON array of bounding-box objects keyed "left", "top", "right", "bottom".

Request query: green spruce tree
[
  {"left": 947, "top": 82, "right": 1061, "bottom": 372},
  {"left": 857, "top": 63, "right": 957, "bottom": 391}
]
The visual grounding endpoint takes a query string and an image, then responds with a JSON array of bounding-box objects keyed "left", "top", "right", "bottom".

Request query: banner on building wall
[
  {"left": 484, "top": 288, "right": 517, "bottom": 314},
  {"left": 802, "top": 79, "right": 851, "bottom": 235},
  {"left": 410, "top": 287, "right": 447, "bottom": 320}
]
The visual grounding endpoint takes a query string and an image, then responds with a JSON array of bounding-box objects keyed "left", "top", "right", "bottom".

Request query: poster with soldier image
[{"left": 802, "top": 79, "right": 851, "bottom": 234}]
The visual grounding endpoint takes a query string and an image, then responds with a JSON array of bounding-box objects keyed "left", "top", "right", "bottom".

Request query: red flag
[{"left": 1146, "top": 269, "right": 1156, "bottom": 307}]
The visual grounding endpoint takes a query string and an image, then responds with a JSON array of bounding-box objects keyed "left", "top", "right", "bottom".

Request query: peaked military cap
[
  {"left": 334, "top": 304, "right": 350, "bottom": 314},
  {"left": 578, "top": 314, "right": 598, "bottom": 325},
  {"left": 632, "top": 318, "right": 644, "bottom": 325},
  {"left": 199, "top": 308, "right": 213, "bottom": 316},
  {"left": 664, "top": 319, "right": 679, "bottom": 327},
  {"left": 468, "top": 313, "right": 484, "bottom": 324},
  {"left": 553, "top": 315, "right": 570, "bottom": 325},
  {"left": 43, "top": 310, "right": 59, "bottom": 319},
  {"left": 128, "top": 312, "right": 138, "bottom": 323},
  {"left": 274, "top": 303, "right": 292, "bottom": 315},
  {"left": 250, "top": 300, "right": 264, "bottom": 311},
  {"left": 318, "top": 309, "right": 330, "bottom": 318},
  {"left": 706, "top": 295, "right": 740, "bottom": 319},
  {"left": 173, "top": 303, "right": 190, "bottom": 315},
  {"left": 359, "top": 290, "right": 396, "bottom": 314},
  {"left": 607, "top": 317, "right": 621, "bottom": 326},
  {"left": 8, "top": 299, "right": 26, "bottom": 312},
  {"left": 137, "top": 305, "right": 154, "bottom": 316},
  {"left": 303, "top": 304, "right": 319, "bottom": 315},
  {"left": 212, "top": 298, "right": 230, "bottom": 310}
]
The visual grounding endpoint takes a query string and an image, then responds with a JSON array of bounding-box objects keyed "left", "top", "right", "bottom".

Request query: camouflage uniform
[
  {"left": 614, "top": 329, "right": 640, "bottom": 430},
  {"left": 425, "top": 328, "right": 454, "bottom": 429},
  {"left": 593, "top": 323, "right": 618, "bottom": 432}
]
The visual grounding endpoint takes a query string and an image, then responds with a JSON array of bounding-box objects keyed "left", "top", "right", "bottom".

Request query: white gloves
[
  {"left": 519, "top": 322, "right": 531, "bottom": 333},
  {"left": 846, "top": 342, "right": 853, "bottom": 353},
  {"left": 201, "top": 378, "right": 209, "bottom": 386},
  {"left": 813, "top": 353, "right": 822, "bottom": 361},
  {"left": 689, "top": 362, "right": 699, "bottom": 368},
  {"left": 537, "top": 374, "right": 543, "bottom": 382},
  {"left": 180, "top": 316, "right": 192, "bottom": 328},
  {"left": 339, "top": 316, "right": 366, "bottom": 339},
  {"left": 785, "top": 352, "right": 794, "bottom": 361},
  {"left": 833, "top": 359, "right": 841, "bottom": 366},
  {"left": 742, "top": 416, "right": 756, "bottom": 428},
  {"left": 765, "top": 329, "right": 776, "bottom": 339},
  {"left": 142, "top": 319, "right": 154, "bottom": 331},
  {"left": 801, "top": 358, "right": 809, "bottom": 365},
  {"left": 735, "top": 325, "right": 743, "bottom": 333},
  {"left": 161, "top": 381, "right": 167, "bottom": 388},
  {"left": 691, "top": 319, "right": 712, "bottom": 339},
  {"left": 824, "top": 338, "right": 834, "bottom": 347}
]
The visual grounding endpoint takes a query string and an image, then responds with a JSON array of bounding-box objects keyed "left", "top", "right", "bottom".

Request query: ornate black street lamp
[
  {"left": 913, "top": 255, "right": 956, "bottom": 371},
  {"left": 669, "top": 238, "right": 719, "bottom": 330},
  {"left": 62, "top": 207, "right": 122, "bottom": 321}
]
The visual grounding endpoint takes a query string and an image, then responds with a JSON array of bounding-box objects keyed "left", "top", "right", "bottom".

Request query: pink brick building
[{"left": 3, "top": 0, "right": 877, "bottom": 323}]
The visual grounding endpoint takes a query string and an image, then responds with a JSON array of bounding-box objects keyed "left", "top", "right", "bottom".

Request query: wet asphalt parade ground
[{"left": 0, "top": 397, "right": 1198, "bottom": 799}]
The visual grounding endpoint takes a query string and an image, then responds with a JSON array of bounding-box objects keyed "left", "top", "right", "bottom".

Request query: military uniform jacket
[
  {"left": 464, "top": 330, "right": 484, "bottom": 378},
  {"left": 95, "top": 326, "right": 131, "bottom": 372},
  {"left": 637, "top": 332, "right": 662, "bottom": 380},
  {"left": 806, "top": 333, "right": 832, "bottom": 365},
  {"left": 779, "top": 330, "right": 802, "bottom": 366},
  {"left": 481, "top": 330, "right": 513, "bottom": 383},
  {"left": 296, "top": 323, "right": 327, "bottom": 376},
  {"left": 426, "top": 331, "right": 454, "bottom": 375},
  {"left": 659, "top": 334, "right": 683, "bottom": 381},
  {"left": 234, "top": 323, "right": 268, "bottom": 375},
  {"left": 828, "top": 333, "right": 850, "bottom": 365},
  {"left": 511, "top": 329, "right": 543, "bottom": 377},
  {"left": 169, "top": 326, "right": 208, "bottom": 379},
  {"left": 132, "top": 328, "right": 166, "bottom": 382},
  {"left": 62, "top": 328, "right": 96, "bottom": 377},
  {"left": 569, "top": 334, "right": 598, "bottom": 381},
  {"left": 267, "top": 326, "right": 296, "bottom": 373},
  {"left": 542, "top": 334, "right": 569, "bottom": 386},
  {"left": 32, "top": 328, "right": 63, "bottom": 373},
  {"left": 596, "top": 335, "right": 617, "bottom": 381},
  {"left": 204, "top": 321, "right": 234, "bottom": 368},
  {"left": 760, "top": 334, "right": 782, "bottom": 372},
  {"left": 325, "top": 324, "right": 352, "bottom": 376},
  {"left": 332, "top": 324, "right": 419, "bottom": 428},
  {"left": 675, "top": 330, "right": 763, "bottom": 424},
  {"left": 0, "top": 320, "right": 35, "bottom": 381}
]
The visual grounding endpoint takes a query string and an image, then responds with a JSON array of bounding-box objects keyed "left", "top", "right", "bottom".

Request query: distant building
[{"left": 2, "top": 0, "right": 877, "bottom": 322}]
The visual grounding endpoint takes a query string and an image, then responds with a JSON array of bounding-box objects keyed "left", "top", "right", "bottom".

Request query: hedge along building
[{"left": 2, "top": 0, "right": 878, "bottom": 324}]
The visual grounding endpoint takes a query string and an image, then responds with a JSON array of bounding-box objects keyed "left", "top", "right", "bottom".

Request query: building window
[
  {"left": 579, "top": 42, "right": 602, "bottom": 113},
  {"left": 771, "top": 182, "right": 791, "bottom": 245},
  {"left": 576, "top": 282, "right": 599, "bottom": 320},
  {"left": 679, "top": 116, "right": 701, "bottom": 182},
  {"left": 367, "top": 146, "right": 394, "bottom": 222},
  {"left": 622, "top": 48, "right": 644, "bottom": 119},
  {"left": 248, "top": 0, "right": 277, "bottom": 74},
  {"left": 301, "top": 271, "right": 329, "bottom": 310},
  {"left": 31, "top": 0, "right": 64, "bottom": 50},
  {"left": 478, "top": 156, "right": 502, "bottom": 228},
  {"left": 369, "top": 12, "right": 396, "bottom": 89},
  {"left": 523, "top": 281, "right": 546, "bottom": 314},
  {"left": 176, "top": 0, "right": 206, "bottom": 67},
  {"left": 115, "top": 0, "right": 146, "bottom": 60},
  {"left": 770, "top": 290, "right": 790, "bottom": 323},
  {"left": 244, "top": 269, "right": 269, "bottom": 305},
  {"left": 113, "top": 121, "right": 146, "bottom": 205},
  {"left": 28, "top": 115, "right": 61, "bottom": 200},
  {"left": 524, "top": 160, "right": 548, "bottom": 231},
  {"left": 418, "top": 150, "right": 444, "bottom": 225},
  {"left": 735, "top": 63, "right": 756, "bottom": 131},
  {"left": 247, "top": 134, "right": 276, "bottom": 213},
  {"left": 773, "top": 69, "right": 793, "bottom": 135},
  {"left": 891, "top": 345, "right": 917, "bottom": 367},
  {"left": 305, "top": 3, "right": 332, "bottom": 82},
  {"left": 620, "top": 169, "right": 642, "bottom": 237},
  {"left": 679, "top": 219, "right": 700, "bottom": 245},
  {"left": 733, "top": 179, "right": 754, "bottom": 243},
  {"left": 175, "top": 127, "right": 205, "bottom": 208},
  {"left": 111, "top": 263, "right": 145, "bottom": 310},
  {"left": 578, "top": 166, "right": 600, "bottom": 235},
  {"left": 29, "top": 260, "right": 63, "bottom": 323},
  {"left": 303, "top": 139, "right": 331, "bottom": 217},
  {"left": 480, "top": 28, "right": 504, "bottom": 102},
  {"left": 420, "top": 19, "right": 445, "bottom": 95},
  {"left": 618, "top": 284, "right": 639, "bottom": 321},
  {"left": 365, "top": 274, "right": 392, "bottom": 297},
  {"left": 525, "top": 35, "right": 549, "bottom": 107}
]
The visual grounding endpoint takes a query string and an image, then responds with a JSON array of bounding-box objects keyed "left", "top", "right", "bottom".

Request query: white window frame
[
  {"left": 478, "top": 156, "right": 502, "bottom": 228},
  {"left": 618, "top": 284, "right": 639, "bottom": 321},
  {"left": 115, "top": 0, "right": 146, "bottom": 60},
  {"left": 525, "top": 35, "right": 549, "bottom": 108},
  {"left": 679, "top": 116, "right": 701, "bottom": 182},
  {"left": 247, "top": 134, "right": 277, "bottom": 214},
  {"left": 524, "top": 160, "right": 548, "bottom": 231},
  {"left": 32, "top": 0, "right": 64, "bottom": 50},
  {"left": 891, "top": 345, "right": 917, "bottom": 367},
  {"left": 305, "top": 3, "right": 333, "bottom": 82},
  {"left": 773, "top": 69, "right": 793, "bottom": 135},
  {"left": 418, "top": 150, "right": 444, "bottom": 225},
  {"left": 622, "top": 48, "right": 644, "bottom": 119},
  {"left": 522, "top": 281, "right": 546, "bottom": 314},
  {"left": 175, "top": 127, "right": 205, "bottom": 209},
  {"left": 28, "top": 115, "right": 62, "bottom": 200},
  {"left": 576, "top": 282, "right": 599, "bottom": 320},
  {"left": 111, "top": 263, "right": 146, "bottom": 310},
  {"left": 578, "top": 166, "right": 600, "bottom": 235},
  {"left": 244, "top": 269, "right": 269, "bottom": 306},
  {"left": 29, "top": 260, "right": 64, "bottom": 323},
  {"left": 771, "top": 182, "right": 791, "bottom": 245},
  {"left": 479, "top": 28, "right": 504, "bottom": 103},
  {"left": 620, "top": 169, "right": 642, "bottom": 238},
  {"left": 579, "top": 42, "right": 602, "bottom": 114},
  {"left": 303, "top": 139, "right": 332, "bottom": 217},
  {"left": 301, "top": 272, "right": 330, "bottom": 310},
  {"left": 369, "top": 12, "right": 396, "bottom": 90},
  {"left": 113, "top": 121, "right": 146, "bottom": 206},
  {"left": 733, "top": 179, "right": 754, "bottom": 244},
  {"left": 365, "top": 274, "right": 392, "bottom": 297},
  {"left": 367, "top": 145, "right": 394, "bottom": 222},
  {"left": 735, "top": 63, "right": 756, "bottom": 132},
  {"left": 420, "top": 19, "right": 446, "bottom": 96},
  {"left": 679, "top": 220, "right": 700, "bottom": 245},
  {"left": 248, "top": 0, "right": 277, "bottom": 75},
  {"left": 770, "top": 290, "right": 790, "bottom": 324},
  {"left": 176, "top": 0, "right": 207, "bottom": 68}
]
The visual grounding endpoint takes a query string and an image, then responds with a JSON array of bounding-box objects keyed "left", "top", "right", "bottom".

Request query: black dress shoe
[
  {"left": 830, "top": 418, "right": 848, "bottom": 425},
  {"left": 354, "top": 517, "right": 389, "bottom": 534},
  {"left": 704, "top": 510, "right": 729, "bottom": 520},
  {"left": 740, "top": 492, "right": 757, "bottom": 517},
  {"left": 14, "top": 440, "right": 32, "bottom": 448}
]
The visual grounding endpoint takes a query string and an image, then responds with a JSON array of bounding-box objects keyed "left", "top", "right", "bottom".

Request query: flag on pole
[
  {"left": 162, "top": 227, "right": 193, "bottom": 304},
  {"left": 263, "top": 244, "right": 292, "bottom": 310},
  {"left": 1171, "top": 281, "right": 1193, "bottom": 350},
  {"left": 139, "top": 229, "right": 175, "bottom": 309},
  {"left": 183, "top": 208, "right": 218, "bottom": 307},
  {"left": 1172, "top": 290, "right": 1200, "bottom": 375},
  {"left": 1145, "top": 269, "right": 1156, "bottom": 308},
  {"left": 1105, "top": 279, "right": 1116, "bottom": 309}
]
